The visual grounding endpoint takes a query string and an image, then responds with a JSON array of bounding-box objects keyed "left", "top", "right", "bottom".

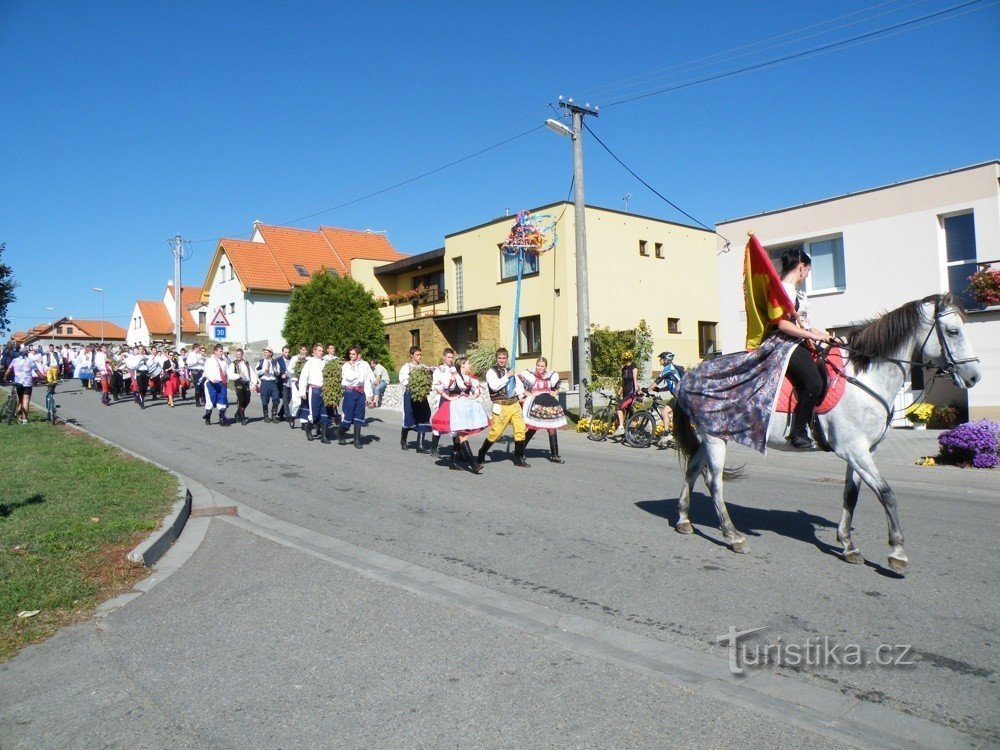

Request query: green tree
[
  {"left": 588, "top": 319, "right": 653, "bottom": 393},
  {"left": 281, "top": 271, "right": 393, "bottom": 368},
  {"left": 0, "top": 243, "right": 17, "bottom": 336}
]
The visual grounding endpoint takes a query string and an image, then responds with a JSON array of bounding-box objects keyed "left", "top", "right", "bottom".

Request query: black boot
[
  {"left": 415, "top": 430, "right": 429, "bottom": 454},
  {"left": 305, "top": 421, "right": 314, "bottom": 441},
  {"left": 240, "top": 409, "right": 248, "bottom": 426},
  {"left": 354, "top": 427, "right": 362, "bottom": 449},
  {"left": 513, "top": 440, "right": 531, "bottom": 468},
  {"left": 477, "top": 438, "right": 494, "bottom": 465},
  {"left": 449, "top": 438, "right": 463, "bottom": 470},
  {"left": 271, "top": 404, "right": 278, "bottom": 423},
  {"left": 320, "top": 421, "right": 330, "bottom": 444},
  {"left": 462, "top": 442, "right": 482, "bottom": 474},
  {"left": 548, "top": 432, "right": 565, "bottom": 463},
  {"left": 203, "top": 411, "right": 211, "bottom": 426},
  {"left": 218, "top": 411, "right": 228, "bottom": 427},
  {"left": 338, "top": 424, "right": 348, "bottom": 446},
  {"left": 788, "top": 409, "right": 815, "bottom": 449},
  {"left": 524, "top": 429, "right": 536, "bottom": 447},
  {"left": 400, "top": 427, "right": 410, "bottom": 450},
  {"left": 429, "top": 433, "right": 440, "bottom": 457}
]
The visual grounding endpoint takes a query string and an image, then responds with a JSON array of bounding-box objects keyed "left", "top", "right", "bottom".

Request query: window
[
  {"left": 500, "top": 246, "right": 539, "bottom": 280},
  {"left": 769, "top": 235, "right": 846, "bottom": 293},
  {"left": 229, "top": 303, "right": 236, "bottom": 314},
  {"left": 639, "top": 240, "right": 648, "bottom": 257},
  {"left": 219, "top": 264, "right": 227, "bottom": 282},
  {"left": 943, "top": 212, "right": 978, "bottom": 309},
  {"left": 667, "top": 318, "right": 680, "bottom": 334},
  {"left": 56, "top": 326, "right": 63, "bottom": 334},
  {"left": 655, "top": 242, "right": 664, "bottom": 259},
  {"left": 294, "top": 264, "right": 309, "bottom": 278},
  {"left": 454, "top": 257, "right": 464, "bottom": 312},
  {"left": 66, "top": 327, "right": 73, "bottom": 334},
  {"left": 518, "top": 316, "right": 541, "bottom": 358},
  {"left": 698, "top": 321, "right": 718, "bottom": 358},
  {"left": 198, "top": 311, "right": 207, "bottom": 331},
  {"left": 410, "top": 329, "right": 420, "bottom": 348}
]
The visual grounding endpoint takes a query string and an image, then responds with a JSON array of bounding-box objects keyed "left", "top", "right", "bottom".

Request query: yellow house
[{"left": 370, "top": 202, "right": 719, "bottom": 380}]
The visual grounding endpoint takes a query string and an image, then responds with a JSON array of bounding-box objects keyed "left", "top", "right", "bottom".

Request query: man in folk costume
[
  {"left": 298, "top": 343, "right": 329, "bottom": 443},
  {"left": 256, "top": 347, "right": 282, "bottom": 423},
  {"left": 399, "top": 346, "right": 432, "bottom": 453},
  {"left": 276, "top": 345, "right": 293, "bottom": 424},
  {"left": 337, "top": 346, "right": 374, "bottom": 448},
  {"left": 202, "top": 344, "right": 230, "bottom": 427},
  {"left": 286, "top": 344, "right": 309, "bottom": 428},
  {"left": 428, "top": 348, "right": 456, "bottom": 457},
  {"left": 227, "top": 348, "right": 258, "bottom": 426},
  {"left": 94, "top": 344, "right": 112, "bottom": 406},
  {"left": 476, "top": 347, "right": 530, "bottom": 468}
]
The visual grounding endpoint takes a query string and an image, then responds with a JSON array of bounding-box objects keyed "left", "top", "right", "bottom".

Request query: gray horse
[{"left": 673, "top": 294, "right": 981, "bottom": 574}]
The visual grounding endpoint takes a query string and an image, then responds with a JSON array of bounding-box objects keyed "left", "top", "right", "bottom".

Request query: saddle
[{"left": 775, "top": 345, "right": 847, "bottom": 415}]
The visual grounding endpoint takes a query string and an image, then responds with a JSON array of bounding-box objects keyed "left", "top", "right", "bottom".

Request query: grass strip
[{"left": 0, "top": 413, "right": 178, "bottom": 661}]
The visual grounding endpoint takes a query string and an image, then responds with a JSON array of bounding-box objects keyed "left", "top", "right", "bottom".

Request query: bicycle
[
  {"left": 45, "top": 382, "right": 58, "bottom": 424},
  {"left": 624, "top": 390, "right": 674, "bottom": 449},
  {"left": 2, "top": 385, "right": 16, "bottom": 426},
  {"left": 586, "top": 387, "right": 624, "bottom": 442}
]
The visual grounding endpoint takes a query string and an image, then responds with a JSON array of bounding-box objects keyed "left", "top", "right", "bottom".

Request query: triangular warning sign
[{"left": 210, "top": 307, "right": 230, "bottom": 327}]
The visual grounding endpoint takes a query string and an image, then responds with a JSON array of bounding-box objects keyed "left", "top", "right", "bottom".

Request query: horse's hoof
[
  {"left": 675, "top": 521, "right": 693, "bottom": 535},
  {"left": 843, "top": 550, "right": 865, "bottom": 565},
  {"left": 730, "top": 540, "right": 750, "bottom": 554},
  {"left": 887, "top": 555, "right": 908, "bottom": 574}
]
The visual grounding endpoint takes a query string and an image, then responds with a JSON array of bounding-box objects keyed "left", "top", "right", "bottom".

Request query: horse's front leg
[
  {"left": 705, "top": 439, "right": 748, "bottom": 554},
  {"left": 845, "top": 451, "right": 907, "bottom": 573},
  {"left": 838, "top": 466, "right": 865, "bottom": 564}
]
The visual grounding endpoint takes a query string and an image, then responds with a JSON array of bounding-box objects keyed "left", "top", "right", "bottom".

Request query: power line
[{"left": 603, "top": 0, "right": 990, "bottom": 107}]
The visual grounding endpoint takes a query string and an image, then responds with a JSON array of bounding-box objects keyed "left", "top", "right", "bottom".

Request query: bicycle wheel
[
  {"left": 588, "top": 407, "right": 613, "bottom": 442},
  {"left": 47, "top": 393, "right": 57, "bottom": 424},
  {"left": 3, "top": 394, "right": 15, "bottom": 425},
  {"left": 625, "top": 411, "right": 655, "bottom": 448}
]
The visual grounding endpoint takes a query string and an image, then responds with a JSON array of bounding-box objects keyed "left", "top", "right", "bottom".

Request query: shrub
[
  {"left": 905, "top": 403, "right": 933, "bottom": 424},
  {"left": 928, "top": 404, "right": 960, "bottom": 429},
  {"left": 937, "top": 420, "right": 1000, "bottom": 469}
]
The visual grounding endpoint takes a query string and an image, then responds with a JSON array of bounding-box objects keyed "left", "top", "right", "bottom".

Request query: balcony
[{"left": 379, "top": 288, "right": 449, "bottom": 323}]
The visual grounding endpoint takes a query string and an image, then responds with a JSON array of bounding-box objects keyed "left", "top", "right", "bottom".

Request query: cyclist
[
  {"left": 648, "top": 351, "right": 684, "bottom": 443},
  {"left": 613, "top": 350, "right": 639, "bottom": 439},
  {"left": 4, "top": 349, "right": 45, "bottom": 424}
]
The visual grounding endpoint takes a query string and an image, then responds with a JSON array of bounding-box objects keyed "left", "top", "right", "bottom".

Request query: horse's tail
[{"left": 673, "top": 407, "right": 746, "bottom": 481}]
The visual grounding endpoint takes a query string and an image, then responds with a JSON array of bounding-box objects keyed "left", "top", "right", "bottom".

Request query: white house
[
  {"left": 715, "top": 160, "right": 1000, "bottom": 421},
  {"left": 127, "top": 283, "right": 205, "bottom": 347},
  {"left": 198, "top": 222, "right": 405, "bottom": 350}
]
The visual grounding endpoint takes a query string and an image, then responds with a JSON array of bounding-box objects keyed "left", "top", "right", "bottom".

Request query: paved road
[{"left": 5, "top": 385, "right": 998, "bottom": 747}]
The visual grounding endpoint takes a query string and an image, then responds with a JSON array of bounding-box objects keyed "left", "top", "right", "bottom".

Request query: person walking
[
  {"left": 427, "top": 348, "right": 456, "bottom": 457},
  {"left": 202, "top": 344, "right": 230, "bottom": 426},
  {"left": 276, "top": 345, "right": 293, "bottom": 424},
  {"left": 94, "top": 344, "right": 112, "bottom": 406},
  {"left": 297, "top": 343, "right": 329, "bottom": 443},
  {"left": 520, "top": 357, "right": 567, "bottom": 463},
  {"left": 4, "top": 350, "right": 45, "bottom": 424},
  {"left": 186, "top": 345, "right": 206, "bottom": 407},
  {"left": 337, "top": 346, "right": 373, "bottom": 448},
  {"left": 430, "top": 356, "right": 489, "bottom": 473},
  {"left": 162, "top": 351, "right": 181, "bottom": 407},
  {"left": 476, "top": 347, "right": 530, "bottom": 468},
  {"left": 287, "top": 345, "right": 309, "bottom": 428},
  {"left": 398, "top": 346, "right": 432, "bottom": 452},
  {"left": 256, "top": 347, "right": 281, "bottom": 422},
  {"left": 227, "top": 349, "right": 257, "bottom": 426}
]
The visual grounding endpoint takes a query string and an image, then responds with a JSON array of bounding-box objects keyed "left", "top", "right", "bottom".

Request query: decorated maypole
[{"left": 500, "top": 210, "right": 557, "bottom": 360}]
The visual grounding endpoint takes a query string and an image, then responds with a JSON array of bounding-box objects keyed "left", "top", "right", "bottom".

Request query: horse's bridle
[{"left": 917, "top": 296, "right": 980, "bottom": 388}]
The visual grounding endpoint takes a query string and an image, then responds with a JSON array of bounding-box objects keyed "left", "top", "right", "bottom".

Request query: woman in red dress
[{"left": 161, "top": 352, "right": 181, "bottom": 407}]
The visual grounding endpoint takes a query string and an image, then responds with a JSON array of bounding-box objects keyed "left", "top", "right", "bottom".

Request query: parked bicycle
[
  {"left": 624, "top": 390, "right": 673, "bottom": 449},
  {"left": 45, "top": 382, "right": 59, "bottom": 424},
  {"left": 584, "top": 384, "right": 628, "bottom": 442},
  {"left": 2, "top": 385, "right": 17, "bottom": 426}
]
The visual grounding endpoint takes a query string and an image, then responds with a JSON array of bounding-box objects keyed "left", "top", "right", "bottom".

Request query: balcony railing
[{"left": 380, "top": 288, "right": 448, "bottom": 322}]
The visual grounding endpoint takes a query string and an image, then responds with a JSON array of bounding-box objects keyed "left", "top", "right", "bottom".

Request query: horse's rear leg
[
  {"left": 846, "top": 451, "right": 907, "bottom": 573},
  {"left": 704, "top": 439, "right": 748, "bottom": 554},
  {"left": 838, "top": 467, "right": 865, "bottom": 564},
  {"left": 675, "top": 446, "right": 703, "bottom": 535}
]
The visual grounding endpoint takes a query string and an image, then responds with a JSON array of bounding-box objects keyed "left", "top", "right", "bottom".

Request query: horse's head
[{"left": 919, "top": 294, "right": 981, "bottom": 389}]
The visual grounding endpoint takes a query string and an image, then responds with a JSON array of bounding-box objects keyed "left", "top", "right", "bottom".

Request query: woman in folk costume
[
  {"left": 520, "top": 357, "right": 567, "bottom": 463},
  {"left": 161, "top": 351, "right": 181, "bottom": 407},
  {"left": 430, "top": 356, "right": 490, "bottom": 473}
]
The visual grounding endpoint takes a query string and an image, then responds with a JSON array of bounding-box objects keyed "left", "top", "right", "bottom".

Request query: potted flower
[
  {"left": 969, "top": 266, "right": 1000, "bottom": 307},
  {"left": 906, "top": 403, "right": 934, "bottom": 429}
]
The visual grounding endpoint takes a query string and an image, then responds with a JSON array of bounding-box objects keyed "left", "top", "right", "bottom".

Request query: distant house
[
  {"left": 15, "top": 317, "right": 127, "bottom": 347},
  {"left": 127, "top": 284, "right": 206, "bottom": 347},
  {"left": 199, "top": 222, "right": 405, "bottom": 349},
  {"left": 715, "top": 160, "right": 1000, "bottom": 421}
]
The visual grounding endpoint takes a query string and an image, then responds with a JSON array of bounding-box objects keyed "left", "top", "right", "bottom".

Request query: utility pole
[
  {"left": 557, "top": 98, "right": 599, "bottom": 417},
  {"left": 169, "top": 235, "right": 185, "bottom": 346}
]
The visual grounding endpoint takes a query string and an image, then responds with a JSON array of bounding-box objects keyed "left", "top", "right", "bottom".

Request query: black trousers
[
  {"left": 234, "top": 383, "right": 252, "bottom": 413},
  {"left": 785, "top": 342, "right": 824, "bottom": 434}
]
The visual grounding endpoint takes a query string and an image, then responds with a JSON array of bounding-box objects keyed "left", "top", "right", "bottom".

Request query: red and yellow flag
[{"left": 744, "top": 234, "right": 795, "bottom": 350}]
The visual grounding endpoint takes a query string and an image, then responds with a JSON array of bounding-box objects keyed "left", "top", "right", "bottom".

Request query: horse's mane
[{"left": 846, "top": 293, "right": 966, "bottom": 371}]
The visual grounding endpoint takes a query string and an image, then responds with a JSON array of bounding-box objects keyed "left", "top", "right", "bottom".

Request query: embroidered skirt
[
  {"left": 431, "top": 397, "right": 491, "bottom": 436},
  {"left": 523, "top": 392, "right": 567, "bottom": 430}
]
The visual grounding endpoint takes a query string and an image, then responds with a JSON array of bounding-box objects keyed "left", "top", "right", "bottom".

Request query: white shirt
[
  {"left": 256, "top": 357, "right": 277, "bottom": 381},
  {"left": 521, "top": 370, "right": 559, "bottom": 392},
  {"left": 371, "top": 363, "right": 389, "bottom": 385},
  {"left": 432, "top": 363, "right": 456, "bottom": 395},
  {"left": 186, "top": 351, "right": 205, "bottom": 369},
  {"left": 93, "top": 351, "right": 108, "bottom": 371},
  {"left": 341, "top": 359, "right": 373, "bottom": 398},
  {"left": 782, "top": 280, "right": 813, "bottom": 330},
  {"left": 203, "top": 355, "right": 228, "bottom": 384},
  {"left": 485, "top": 366, "right": 525, "bottom": 398},
  {"left": 298, "top": 356, "right": 326, "bottom": 391},
  {"left": 227, "top": 360, "right": 257, "bottom": 385},
  {"left": 398, "top": 361, "right": 420, "bottom": 387}
]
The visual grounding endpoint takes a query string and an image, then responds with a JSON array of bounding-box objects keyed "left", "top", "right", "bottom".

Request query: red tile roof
[
  {"left": 135, "top": 302, "right": 196, "bottom": 336},
  {"left": 71, "top": 320, "right": 128, "bottom": 340},
  {"left": 218, "top": 238, "right": 288, "bottom": 292},
  {"left": 318, "top": 226, "right": 404, "bottom": 270}
]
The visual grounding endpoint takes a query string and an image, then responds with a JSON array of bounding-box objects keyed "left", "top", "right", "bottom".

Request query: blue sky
[{"left": 2, "top": 0, "right": 997, "bottom": 333}]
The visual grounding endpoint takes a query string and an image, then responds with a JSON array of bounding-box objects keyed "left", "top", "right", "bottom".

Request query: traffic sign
[
  {"left": 213, "top": 326, "right": 227, "bottom": 340},
  {"left": 210, "top": 307, "right": 230, "bottom": 327}
]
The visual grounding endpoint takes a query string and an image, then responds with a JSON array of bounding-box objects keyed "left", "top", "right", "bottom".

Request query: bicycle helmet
[
  {"left": 658, "top": 351, "right": 674, "bottom": 362},
  {"left": 621, "top": 350, "right": 634, "bottom": 362}
]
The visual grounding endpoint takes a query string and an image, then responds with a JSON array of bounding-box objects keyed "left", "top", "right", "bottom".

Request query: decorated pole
[{"left": 501, "top": 211, "right": 556, "bottom": 362}]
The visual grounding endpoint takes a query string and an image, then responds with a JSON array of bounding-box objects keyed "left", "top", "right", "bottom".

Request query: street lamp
[
  {"left": 92, "top": 287, "right": 105, "bottom": 343},
  {"left": 546, "top": 99, "right": 598, "bottom": 417}
]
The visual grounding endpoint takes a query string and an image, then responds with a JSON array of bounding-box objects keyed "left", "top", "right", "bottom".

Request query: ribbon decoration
[{"left": 501, "top": 211, "right": 557, "bottom": 360}]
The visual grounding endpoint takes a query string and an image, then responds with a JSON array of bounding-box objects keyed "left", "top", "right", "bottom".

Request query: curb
[{"left": 126, "top": 485, "right": 192, "bottom": 566}]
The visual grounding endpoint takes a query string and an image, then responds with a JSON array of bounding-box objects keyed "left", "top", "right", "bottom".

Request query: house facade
[
  {"left": 373, "top": 203, "right": 719, "bottom": 380},
  {"left": 126, "top": 284, "right": 205, "bottom": 347},
  {"left": 199, "top": 223, "right": 405, "bottom": 351},
  {"left": 715, "top": 161, "right": 1000, "bottom": 421}
]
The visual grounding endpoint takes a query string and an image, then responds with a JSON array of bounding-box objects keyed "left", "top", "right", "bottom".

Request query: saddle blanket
[{"left": 775, "top": 346, "right": 847, "bottom": 415}]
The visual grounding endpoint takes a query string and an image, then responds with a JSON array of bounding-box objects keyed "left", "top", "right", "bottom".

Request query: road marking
[{"left": 220, "top": 503, "right": 976, "bottom": 750}]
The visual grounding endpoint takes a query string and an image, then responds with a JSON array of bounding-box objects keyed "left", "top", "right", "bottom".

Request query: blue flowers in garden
[{"left": 938, "top": 420, "right": 1000, "bottom": 469}]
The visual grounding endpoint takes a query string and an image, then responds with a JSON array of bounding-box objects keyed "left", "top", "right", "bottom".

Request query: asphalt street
[{"left": 3, "top": 385, "right": 997, "bottom": 747}]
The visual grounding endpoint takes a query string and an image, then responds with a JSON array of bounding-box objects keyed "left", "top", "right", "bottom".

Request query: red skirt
[{"left": 162, "top": 373, "right": 180, "bottom": 397}]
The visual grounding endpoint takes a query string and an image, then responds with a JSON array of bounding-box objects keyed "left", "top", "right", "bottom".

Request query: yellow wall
[{"left": 443, "top": 204, "right": 719, "bottom": 376}]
